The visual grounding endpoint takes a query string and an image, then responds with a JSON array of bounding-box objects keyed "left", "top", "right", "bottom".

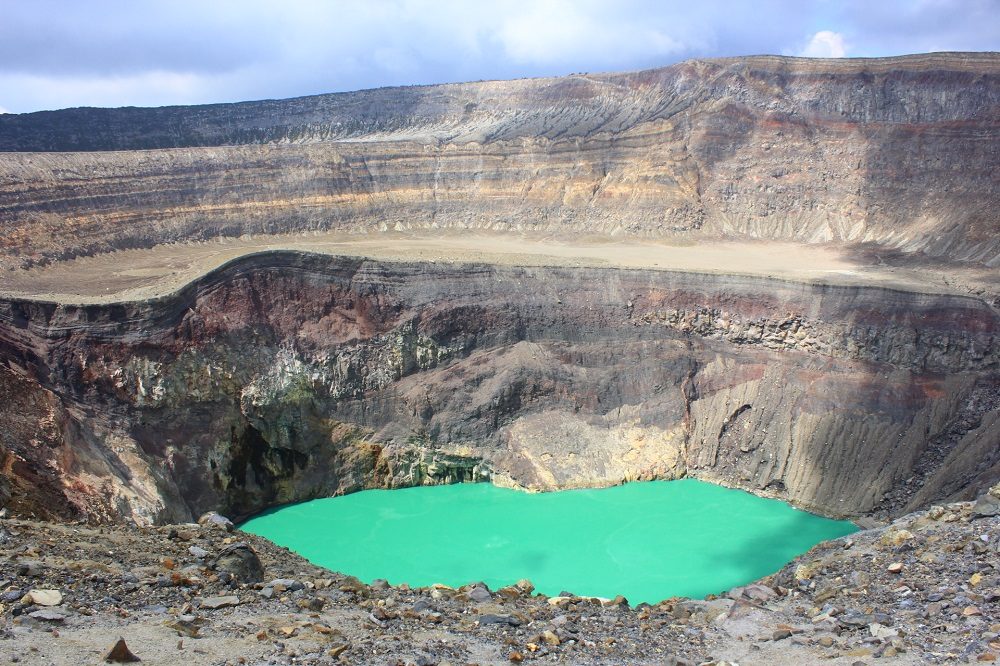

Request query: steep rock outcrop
[{"left": 0, "top": 252, "right": 995, "bottom": 523}]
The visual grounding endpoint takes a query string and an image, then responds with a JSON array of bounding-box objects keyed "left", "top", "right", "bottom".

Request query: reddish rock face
[{"left": 0, "top": 252, "right": 996, "bottom": 523}]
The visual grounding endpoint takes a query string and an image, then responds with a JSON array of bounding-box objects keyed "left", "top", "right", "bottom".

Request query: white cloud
[
  {"left": 495, "top": 0, "right": 687, "bottom": 66},
  {"left": 0, "top": 106, "right": 9, "bottom": 114},
  {"left": 798, "top": 30, "right": 848, "bottom": 58},
  {"left": 0, "top": 70, "right": 218, "bottom": 111},
  {"left": 3, "top": 1, "right": 995, "bottom": 111}
]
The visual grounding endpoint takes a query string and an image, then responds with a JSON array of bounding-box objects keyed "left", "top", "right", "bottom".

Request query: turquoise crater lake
[{"left": 240, "top": 479, "right": 857, "bottom": 604}]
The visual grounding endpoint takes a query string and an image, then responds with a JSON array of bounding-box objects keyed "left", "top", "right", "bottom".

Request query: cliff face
[
  {"left": 0, "top": 252, "right": 996, "bottom": 523},
  {"left": 0, "top": 53, "right": 998, "bottom": 270},
  {"left": 0, "top": 53, "right": 997, "bottom": 525}
]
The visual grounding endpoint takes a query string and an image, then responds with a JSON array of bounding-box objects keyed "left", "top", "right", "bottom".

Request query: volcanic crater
[{"left": 0, "top": 52, "right": 998, "bottom": 665}]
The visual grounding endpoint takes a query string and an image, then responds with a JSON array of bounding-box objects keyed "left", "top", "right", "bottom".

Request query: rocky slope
[
  {"left": 0, "top": 251, "right": 996, "bottom": 524},
  {"left": 0, "top": 53, "right": 998, "bottom": 271},
  {"left": 0, "top": 488, "right": 997, "bottom": 665}
]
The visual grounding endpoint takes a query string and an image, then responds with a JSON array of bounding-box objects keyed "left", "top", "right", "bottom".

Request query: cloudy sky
[{"left": 0, "top": 0, "right": 996, "bottom": 113}]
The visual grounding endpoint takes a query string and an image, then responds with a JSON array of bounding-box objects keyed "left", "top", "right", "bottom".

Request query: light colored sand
[{"left": 0, "top": 231, "right": 993, "bottom": 304}]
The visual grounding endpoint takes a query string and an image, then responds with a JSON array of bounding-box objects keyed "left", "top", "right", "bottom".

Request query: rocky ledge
[{"left": 0, "top": 485, "right": 997, "bottom": 665}]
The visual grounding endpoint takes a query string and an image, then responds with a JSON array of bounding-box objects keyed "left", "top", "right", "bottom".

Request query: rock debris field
[{"left": 0, "top": 487, "right": 997, "bottom": 666}]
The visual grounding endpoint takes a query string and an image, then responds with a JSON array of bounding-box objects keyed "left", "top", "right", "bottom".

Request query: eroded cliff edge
[
  {"left": 0, "top": 251, "right": 996, "bottom": 524},
  {"left": 1, "top": 53, "right": 998, "bottom": 270}
]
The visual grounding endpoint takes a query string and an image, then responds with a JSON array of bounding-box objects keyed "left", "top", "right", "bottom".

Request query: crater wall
[
  {"left": 0, "top": 252, "right": 996, "bottom": 523},
  {"left": 0, "top": 53, "right": 997, "bottom": 525},
  {"left": 1, "top": 53, "right": 997, "bottom": 269}
]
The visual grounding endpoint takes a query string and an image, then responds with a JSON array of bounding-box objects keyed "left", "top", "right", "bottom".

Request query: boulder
[
  {"left": 197, "top": 512, "right": 234, "bottom": 531},
  {"left": 212, "top": 542, "right": 264, "bottom": 583}
]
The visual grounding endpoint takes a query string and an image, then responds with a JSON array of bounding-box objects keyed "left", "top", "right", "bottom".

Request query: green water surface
[{"left": 240, "top": 479, "right": 856, "bottom": 603}]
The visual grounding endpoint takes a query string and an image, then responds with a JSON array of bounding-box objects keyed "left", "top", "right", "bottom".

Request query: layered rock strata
[
  {"left": 0, "top": 252, "right": 996, "bottom": 524},
  {"left": 0, "top": 53, "right": 998, "bottom": 270}
]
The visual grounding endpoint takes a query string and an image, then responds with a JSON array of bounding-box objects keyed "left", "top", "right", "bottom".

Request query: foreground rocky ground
[{"left": 0, "top": 487, "right": 997, "bottom": 666}]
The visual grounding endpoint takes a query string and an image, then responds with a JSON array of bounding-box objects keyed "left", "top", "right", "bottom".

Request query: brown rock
[
  {"left": 212, "top": 543, "right": 264, "bottom": 584},
  {"left": 327, "top": 644, "right": 349, "bottom": 658},
  {"left": 105, "top": 638, "right": 141, "bottom": 663},
  {"left": 541, "top": 630, "right": 560, "bottom": 646}
]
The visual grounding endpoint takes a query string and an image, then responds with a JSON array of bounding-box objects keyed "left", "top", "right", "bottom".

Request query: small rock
[
  {"left": 973, "top": 494, "right": 1000, "bottom": 519},
  {"left": 16, "top": 561, "right": 43, "bottom": 577},
  {"left": 467, "top": 586, "right": 492, "bottom": 603},
  {"left": 197, "top": 512, "right": 234, "bottom": 531},
  {"left": 602, "top": 594, "right": 629, "bottom": 608},
  {"left": 188, "top": 546, "right": 209, "bottom": 559},
  {"left": 164, "top": 616, "right": 206, "bottom": 638},
  {"left": 795, "top": 562, "right": 821, "bottom": 581},
  {"left": 880, "top": 529, "right": 914, "bottom": 547},
  {"left": 28, "top": 609, "right": 66, "bottom": 623},
  {"left": 839, "top": 611, "right": 873, "bottom": 627},
  {"left": 515, "top": 579, "right": 535, "bottom": 595},
  {"left": 887, "top": 562, "right": 904, "bottom": 574},
  {"left": 296, "top": 596, "right": 325, "bottom": 612},
  {"left": 964, "top": 606, "right": 984, "bottom": 617},
  {"left": 540, "top": 630, "right": 560, "bottom": 646},
  {"left": 869, "top": 623, "right": 898, "bottom": 640},
  {"left": 22, "top": 589, "right": 62, "bottom": 606},
  {"left": 744, "top": 584, "right": 777, "bottom": 602},
  {"left": 267, "top": 578, "right": 304, "bottom": 592},
  {"left": 171, "top": 528, "right": 197, "bottom": 541},
  {"left": 662, "top": 657, "right": 696, "bottom": 666},
  {"left": 200, "top": 595, "right": 240, "bottom": 610},
  {"left": 105, "top": 638, "right": 141, "bottom": 663},
  {"left": 772, "top": 629, "right": 792, "bottom": 641},
  {"left": 479, "top": 614, "right": 522, "bottom": 626},
  {"left": 327, "top": 644, "right": 349, "bottom": 658}
]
